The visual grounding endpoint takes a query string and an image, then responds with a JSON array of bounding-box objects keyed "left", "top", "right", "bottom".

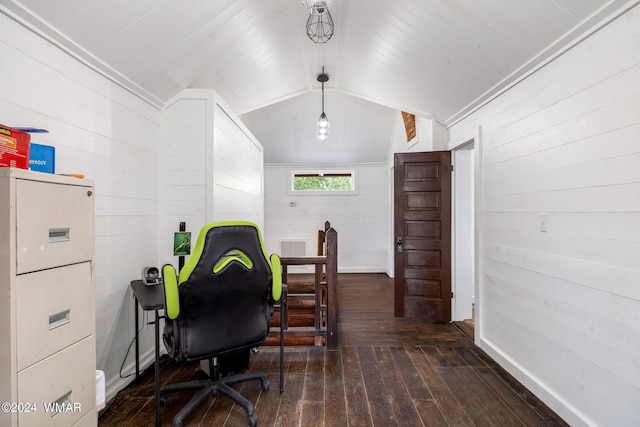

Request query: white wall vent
[{"left": 279, "top": 240, "right": 307, "bottom": 257}]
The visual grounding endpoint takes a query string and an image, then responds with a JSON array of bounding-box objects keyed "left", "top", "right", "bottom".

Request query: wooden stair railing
[
  {"left": 317, "top": 220, "right": 331, "bottom": 256},
  {"left": 267, "top": 224, "right": 338, "bottom": 349}
]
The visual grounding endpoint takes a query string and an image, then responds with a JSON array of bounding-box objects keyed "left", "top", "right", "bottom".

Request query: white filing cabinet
[{"left": 0, "top": 168, "right": 97, "bottom": 426}]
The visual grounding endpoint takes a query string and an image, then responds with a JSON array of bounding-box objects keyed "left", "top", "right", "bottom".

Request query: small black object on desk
[{"left": 130, "top": 279, "right": 164, "bottom": 427}]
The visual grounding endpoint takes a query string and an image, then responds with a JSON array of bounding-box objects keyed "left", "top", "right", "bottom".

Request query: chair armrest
[
  {"left": 269, "top": 254, "right": 282, "bottom": 301},
  {"left": 162, "top": 264, "right": 180, "bottom": 319}
]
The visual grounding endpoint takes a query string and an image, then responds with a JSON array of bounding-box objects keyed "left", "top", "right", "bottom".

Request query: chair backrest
[{"left": 163, "top": 221, "right": 276, "bottom": 362}]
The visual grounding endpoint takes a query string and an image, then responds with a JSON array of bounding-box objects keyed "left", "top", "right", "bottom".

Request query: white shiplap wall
[
  {"left": 0, "top": 13, "right": 162, "bottom": 401},
  {"left": 160, "top": 89, "right": 264, "bottom": 265},
  {"left": 264, "top": 164, "right": 389, "bottom": 273},
  {"left": 160, "top": 95, "right": 208, "bottom": 255},
  {"left": 448, "top": 5, "right": 640, "bottom": 426},
  {"left": 211, "top": 103, "right": 264, "bottom": 228}
]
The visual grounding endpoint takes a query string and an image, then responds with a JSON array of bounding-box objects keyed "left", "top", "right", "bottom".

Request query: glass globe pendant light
[{"left": 316, "top": 69, "right": 330, "bottom": 143}]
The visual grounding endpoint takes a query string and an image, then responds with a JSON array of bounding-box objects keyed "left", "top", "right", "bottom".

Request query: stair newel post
[{"left": 325, "top": 227, "right": 338, "bottom": 349}]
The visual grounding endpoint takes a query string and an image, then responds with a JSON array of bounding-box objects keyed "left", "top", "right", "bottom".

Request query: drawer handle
[
  {"left": 49, "top": 227, "right": 70, "bottom": 243},
  {"left": 49, "top": 309, "right": 71, "bottom": 330},
  {"left": 48, "top": 391, "right": 72, "bottom": 417}
]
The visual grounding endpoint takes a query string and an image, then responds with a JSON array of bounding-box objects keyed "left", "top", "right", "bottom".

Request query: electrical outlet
[{"left": 539, "top": 213, "right": 549, "bottom": 232}]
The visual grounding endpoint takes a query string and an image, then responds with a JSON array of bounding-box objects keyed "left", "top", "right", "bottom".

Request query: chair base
[{"left": 160, "top": 372, "right": 270, "bottom": 427}]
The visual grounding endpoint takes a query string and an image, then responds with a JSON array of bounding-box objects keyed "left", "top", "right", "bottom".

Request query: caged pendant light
[
  {"left": 316, "top": 69, "right": 330, "bottom": 143},
  {"left": 302, "top": 0, "right": 334, "bottom": 43}
]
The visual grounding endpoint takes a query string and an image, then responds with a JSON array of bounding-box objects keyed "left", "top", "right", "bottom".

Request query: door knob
[{"left": 396, "top": 236, "right": 403, "bottom": 253}]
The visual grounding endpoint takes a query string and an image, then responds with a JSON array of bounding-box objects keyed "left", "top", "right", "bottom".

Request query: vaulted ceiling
[{"left": 1, "top": 0, "right": 630, "bottom": 164}]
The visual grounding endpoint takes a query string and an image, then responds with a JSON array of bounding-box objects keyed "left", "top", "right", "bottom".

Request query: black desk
[{"left": 130, "top": 280, "right": 164, "bottom": 427}]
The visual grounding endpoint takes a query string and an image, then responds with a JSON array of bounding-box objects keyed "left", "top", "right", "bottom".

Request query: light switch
[{"left": 539, "top": 213, "right": 549, "bottom": 232}]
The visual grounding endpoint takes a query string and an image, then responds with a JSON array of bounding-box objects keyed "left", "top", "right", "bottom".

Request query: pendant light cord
[{"left": 321, "top": 67, "right": 325, "bottom": 114}]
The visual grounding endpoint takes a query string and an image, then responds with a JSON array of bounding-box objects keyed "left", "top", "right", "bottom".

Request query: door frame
[
  {"left": 452, "top": 141, "right": 475, "bottom": 322},
  {"left": 450, "top": 129, "right": 482, "bottom": 345}
]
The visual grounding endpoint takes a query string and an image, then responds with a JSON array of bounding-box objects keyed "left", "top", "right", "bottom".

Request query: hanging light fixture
[
  {"left": 306, "top": 10, "right": 334, "bottom": 43},
  {"left": 300, "top": 0, "right": 333, "bottom": 15},
  {"left": 316, "top": 69, "right": 330, "bottom": 143},
  {"left": 302, "top": 0, "right": 334, "bottom": 43}
]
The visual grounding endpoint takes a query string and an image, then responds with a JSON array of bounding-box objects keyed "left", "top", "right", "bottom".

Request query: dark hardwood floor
[{"left": 99, "top": 273, "right": 568, "bottom": 427}]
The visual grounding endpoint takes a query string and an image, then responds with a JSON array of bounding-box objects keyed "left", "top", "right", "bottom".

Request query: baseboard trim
[{"left": 479, "top": 336, "right": 591, "bottom": 427}]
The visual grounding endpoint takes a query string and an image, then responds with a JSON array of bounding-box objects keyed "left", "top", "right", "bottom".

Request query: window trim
[{"left": 290, "top": 169, "right": 357, "bottom": 195}]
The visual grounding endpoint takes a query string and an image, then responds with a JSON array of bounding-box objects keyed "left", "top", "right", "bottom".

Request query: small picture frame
[{"left": 173, "top": 232, "right": 192, "bottom": 256}]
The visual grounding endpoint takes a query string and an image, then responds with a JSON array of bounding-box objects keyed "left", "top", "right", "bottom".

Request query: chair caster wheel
[
  {"left": 247, "top": 413, "right": 259, "bottom": 426},
  {"left": 261, "top": 379, "right": 270, "bottom": 391}
]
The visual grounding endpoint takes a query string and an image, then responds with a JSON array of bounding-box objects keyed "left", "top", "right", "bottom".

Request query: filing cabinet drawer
[
  {"left": 16, "top": 179, "right": 94, "bottom": 274},
  {"left": 16, "top": 262, "right": 93, "bottom": 370},
  {"left": 17, "top": 336, "right": 95, "bottom": 427}
]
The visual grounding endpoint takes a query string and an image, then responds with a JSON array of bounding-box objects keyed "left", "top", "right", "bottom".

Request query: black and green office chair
[{"left": 160, "top": 221, "right": 282, "bottom": 427}]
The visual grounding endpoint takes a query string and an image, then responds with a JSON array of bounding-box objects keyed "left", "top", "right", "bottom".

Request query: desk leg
[
  {"left": 280, "top": 289, "right": 286, "bottom": 394},
  {"left": 134, "top": 298, "right": 140, "bottom": 380},
  {"left": 155, "top": 309, "right": 161, "bottom": 427}
]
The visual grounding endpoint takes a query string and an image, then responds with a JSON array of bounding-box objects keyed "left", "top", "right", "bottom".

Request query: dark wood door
[{"left": 394, "top": 151, "right": 452, "bottom": 321}]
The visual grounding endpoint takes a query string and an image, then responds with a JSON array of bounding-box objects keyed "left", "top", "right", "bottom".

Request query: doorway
[{"left": 452, "top": 141, "right": 475, "bottom": 323}]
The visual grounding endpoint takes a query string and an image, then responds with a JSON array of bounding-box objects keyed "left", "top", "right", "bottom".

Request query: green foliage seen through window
[{"left": 293, "top": 174, "right": 353, "bottom": 191}]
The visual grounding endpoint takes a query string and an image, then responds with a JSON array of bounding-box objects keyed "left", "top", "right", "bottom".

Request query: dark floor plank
[
  {"left": 434, "top": 364, "right": 501, "bottom": 426},
  {"left": 374, "top": 346, "right": 425, "bottom": 427},
  {"left": 323, "top": 349, "right": 347, "bottom": 427},
  {"left": 251, "top": 350, "right": 282, "bottom": 427},
  {"left": 453, "top": 320, "right": 475, "bottom": 340},
  {"left": 273, "top": 349, "right": 307, "bottom": 426},
  {"left": 341, "top": 346, "right": 373, "bottom": 427},
  {"left": 300, "top": 346, "right": 325, "bottom": 425},
  {"left": 100, "top": 396, "right": 151, "bottom": 427},
  {"left": 387, "top": 347, "right": 448, "bottom": 427},
  {"left": 302, "top": 346, "right": 325, "bottom": 403},
  {"left": 425, "top": 346, "right": 506, "bottom": 425},
  {"left": 407, "top": 346, "right": 474, "bottom": 426},
  {"left": 454, "top": 346, "right": 486, "bottom": 367},
  {"left": 357, "top": 346, "right": 398, "bottom": 426},
  {"left": 450, "top": 364, "right": 525, "bottom": 427},
  {"left": 471, "top": 348, "right": 568, "bottom": 426},
  {"left": 388, "top": 346, "right": 432, "bottom": 401},
  {"left": 474, "top": 365, "right": 564, "bottom": 427}
]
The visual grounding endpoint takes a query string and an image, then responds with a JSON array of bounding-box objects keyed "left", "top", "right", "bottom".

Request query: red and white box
[{"left": 0, "top": 124, "right": 31, "bottom": 169}]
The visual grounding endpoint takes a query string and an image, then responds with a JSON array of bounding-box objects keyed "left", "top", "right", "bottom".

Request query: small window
[{"left": 291, "top": 170, "right": 355, "bottom": 193}]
